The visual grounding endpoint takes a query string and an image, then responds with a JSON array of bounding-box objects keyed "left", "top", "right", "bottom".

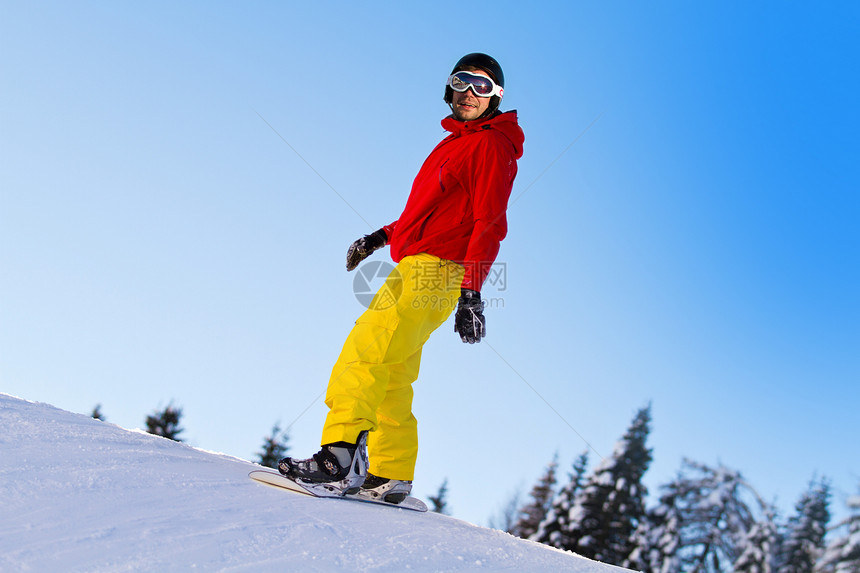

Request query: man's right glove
[
  {"left": 346, "top": 228, "right": 388, "bottom": 271},
  {"left": 454, "top": 288, "right": 486, "bottom": 344}
]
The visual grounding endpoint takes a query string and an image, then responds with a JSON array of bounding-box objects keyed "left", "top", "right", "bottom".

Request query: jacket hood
[{"left": 441, "top": 110, "right": 524, "bottom": 160}]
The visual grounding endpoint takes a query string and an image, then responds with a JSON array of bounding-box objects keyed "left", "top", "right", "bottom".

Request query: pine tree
[
  {"left": 511, "top": 452, "right": 558, "bottom": 539},
  {"left": 777, "top": 479, "right": 830, "bottom": 573},
  {"left": 91, "top": 404, "right": 105, "bottom": 421},
  {"left": 532, "top": 451, "right": 589, "bottom": 549},
  {"left": 733, "top": 508, "right": 779, "bottom": 573},
  {"left": 145, "top": 404, "right": 184, "bottom": 442},
  {"left": 560, "top": 405, "right": 653, "bottom": 565},
  {"left": 428, "top": 478, "right": 449, "bottom": 515},
  {"left": 839, "top": 497, "right": 860, "bottom": 573},
  {"left": 624, "top": 484, "right": 684, "bottom": 573},
  {"left": 257, "top": 423, "right": 290, "bottom": 469},
  {"left": 819, "top": 490, "right": 860, "bottom": 573}
]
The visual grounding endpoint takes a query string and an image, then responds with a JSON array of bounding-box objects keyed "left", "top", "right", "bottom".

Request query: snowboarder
[{"left": 279, "top": 53, "right": 525, "bottom": 504}]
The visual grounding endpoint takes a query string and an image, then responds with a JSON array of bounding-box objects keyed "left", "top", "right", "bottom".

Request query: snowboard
[{"left": 248, "top": 470, "right": 428, "bottom": 512}]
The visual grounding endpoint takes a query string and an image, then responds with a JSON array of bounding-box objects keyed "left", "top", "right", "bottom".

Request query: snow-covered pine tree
[
  {"left": 623, "top": 484, "right": 684, "bottom": 573},
  {"left": 733, "top": 508, "right": 779, "bottom": 573},
  {"left": 668, "top": 459, "right": 761, "bottom": 573},
  {"left": 511, "top": 452, "right": 558, "bottom": 539},
  {"left": 145, "top": 404, "right": 184, "bottom": 442},
  {"left": 257, "top": 423, "right": 290, "bottom": 469},
  {"left": 818, "top": 490, "right": 860, "bottom": 573},
  {"left": 531, "top": 451, "right": 589, "bottom": 549},
  {"left": 560, "top": 405, "right": 653, "bottom": 564},
  {"left": 777, "top": 478, "right": 830, "bottom": 573},
  {"left": 428, "top": 478, "right": 450, "bottom": 515}
]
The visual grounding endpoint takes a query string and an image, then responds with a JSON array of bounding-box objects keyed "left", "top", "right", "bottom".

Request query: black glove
[
  {"left": 454, "top": 288, "right": 486, "bottom": 344},
  {"left": 346, "top": 228, "right": 388, "bottom": 271}
]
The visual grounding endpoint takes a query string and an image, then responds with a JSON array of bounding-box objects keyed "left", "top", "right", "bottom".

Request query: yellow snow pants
[{"left": 321, "top": 253, "right": 464, "bottom": 481}]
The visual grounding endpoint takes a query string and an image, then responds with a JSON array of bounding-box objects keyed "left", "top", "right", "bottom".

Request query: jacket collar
[
  {"left": 441, "top": 110, "right": 524, "bottom": 159},
  {"left": 442, "top": 110, "right": 504, "bottom": 135}
]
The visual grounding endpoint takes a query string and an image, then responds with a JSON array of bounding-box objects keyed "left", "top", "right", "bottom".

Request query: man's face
[{"left": 451, "top": 69, "right": 492, "bottom": 121}]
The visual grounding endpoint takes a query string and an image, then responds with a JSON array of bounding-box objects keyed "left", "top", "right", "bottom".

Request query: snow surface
[{"left": 0, "top": 393, "right": 631, "bottom": 572}]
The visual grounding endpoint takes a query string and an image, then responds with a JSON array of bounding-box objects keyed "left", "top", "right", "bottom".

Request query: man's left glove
[
  {"left": 346, "top": 228, "right": 388, "bottom": 271},
  {"left": 454, "top": 288, "right": 486, "bottom": 344}
]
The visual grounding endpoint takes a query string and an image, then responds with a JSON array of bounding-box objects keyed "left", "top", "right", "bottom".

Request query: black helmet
[{"left": 444, "top": 52, "right": 505, "bottom": 117}]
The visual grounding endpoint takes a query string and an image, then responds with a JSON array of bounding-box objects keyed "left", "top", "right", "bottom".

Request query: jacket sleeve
[
  {"left": 381, "top": 221, "right": 397, "bottom": 243},
  {"left": 461, "top": 132, "right": 518, "bottom": 291}
]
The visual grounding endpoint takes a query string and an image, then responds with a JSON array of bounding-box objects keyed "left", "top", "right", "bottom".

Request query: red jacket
[{"left": 384, "top": 111, "right": 525, "bottom": 291}]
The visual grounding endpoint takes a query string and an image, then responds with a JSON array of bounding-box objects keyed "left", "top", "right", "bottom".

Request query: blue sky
[{"left": 2, "top": 1, "right": 858, "bottom": 527}]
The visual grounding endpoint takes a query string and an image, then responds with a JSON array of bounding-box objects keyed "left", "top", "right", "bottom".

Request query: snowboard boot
[
  {"left": 356, "top": 472, "right": 413, "bottom": 504},
  {"left": 278, "top": 431, "right": 368, "bottom": 495}
]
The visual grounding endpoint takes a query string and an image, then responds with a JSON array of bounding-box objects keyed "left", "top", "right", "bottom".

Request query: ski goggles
[{"left": 446, "top": 70, "right": 504, "bottom": 98}]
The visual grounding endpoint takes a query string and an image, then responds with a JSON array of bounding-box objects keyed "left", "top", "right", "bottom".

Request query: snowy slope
[{"left": 0, "top": 393, "right": 630, "bottom": 572}]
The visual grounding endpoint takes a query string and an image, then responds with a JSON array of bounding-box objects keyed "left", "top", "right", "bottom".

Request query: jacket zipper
[{"left": 438, "top": 158, "right": 450, "bottom": 192}]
